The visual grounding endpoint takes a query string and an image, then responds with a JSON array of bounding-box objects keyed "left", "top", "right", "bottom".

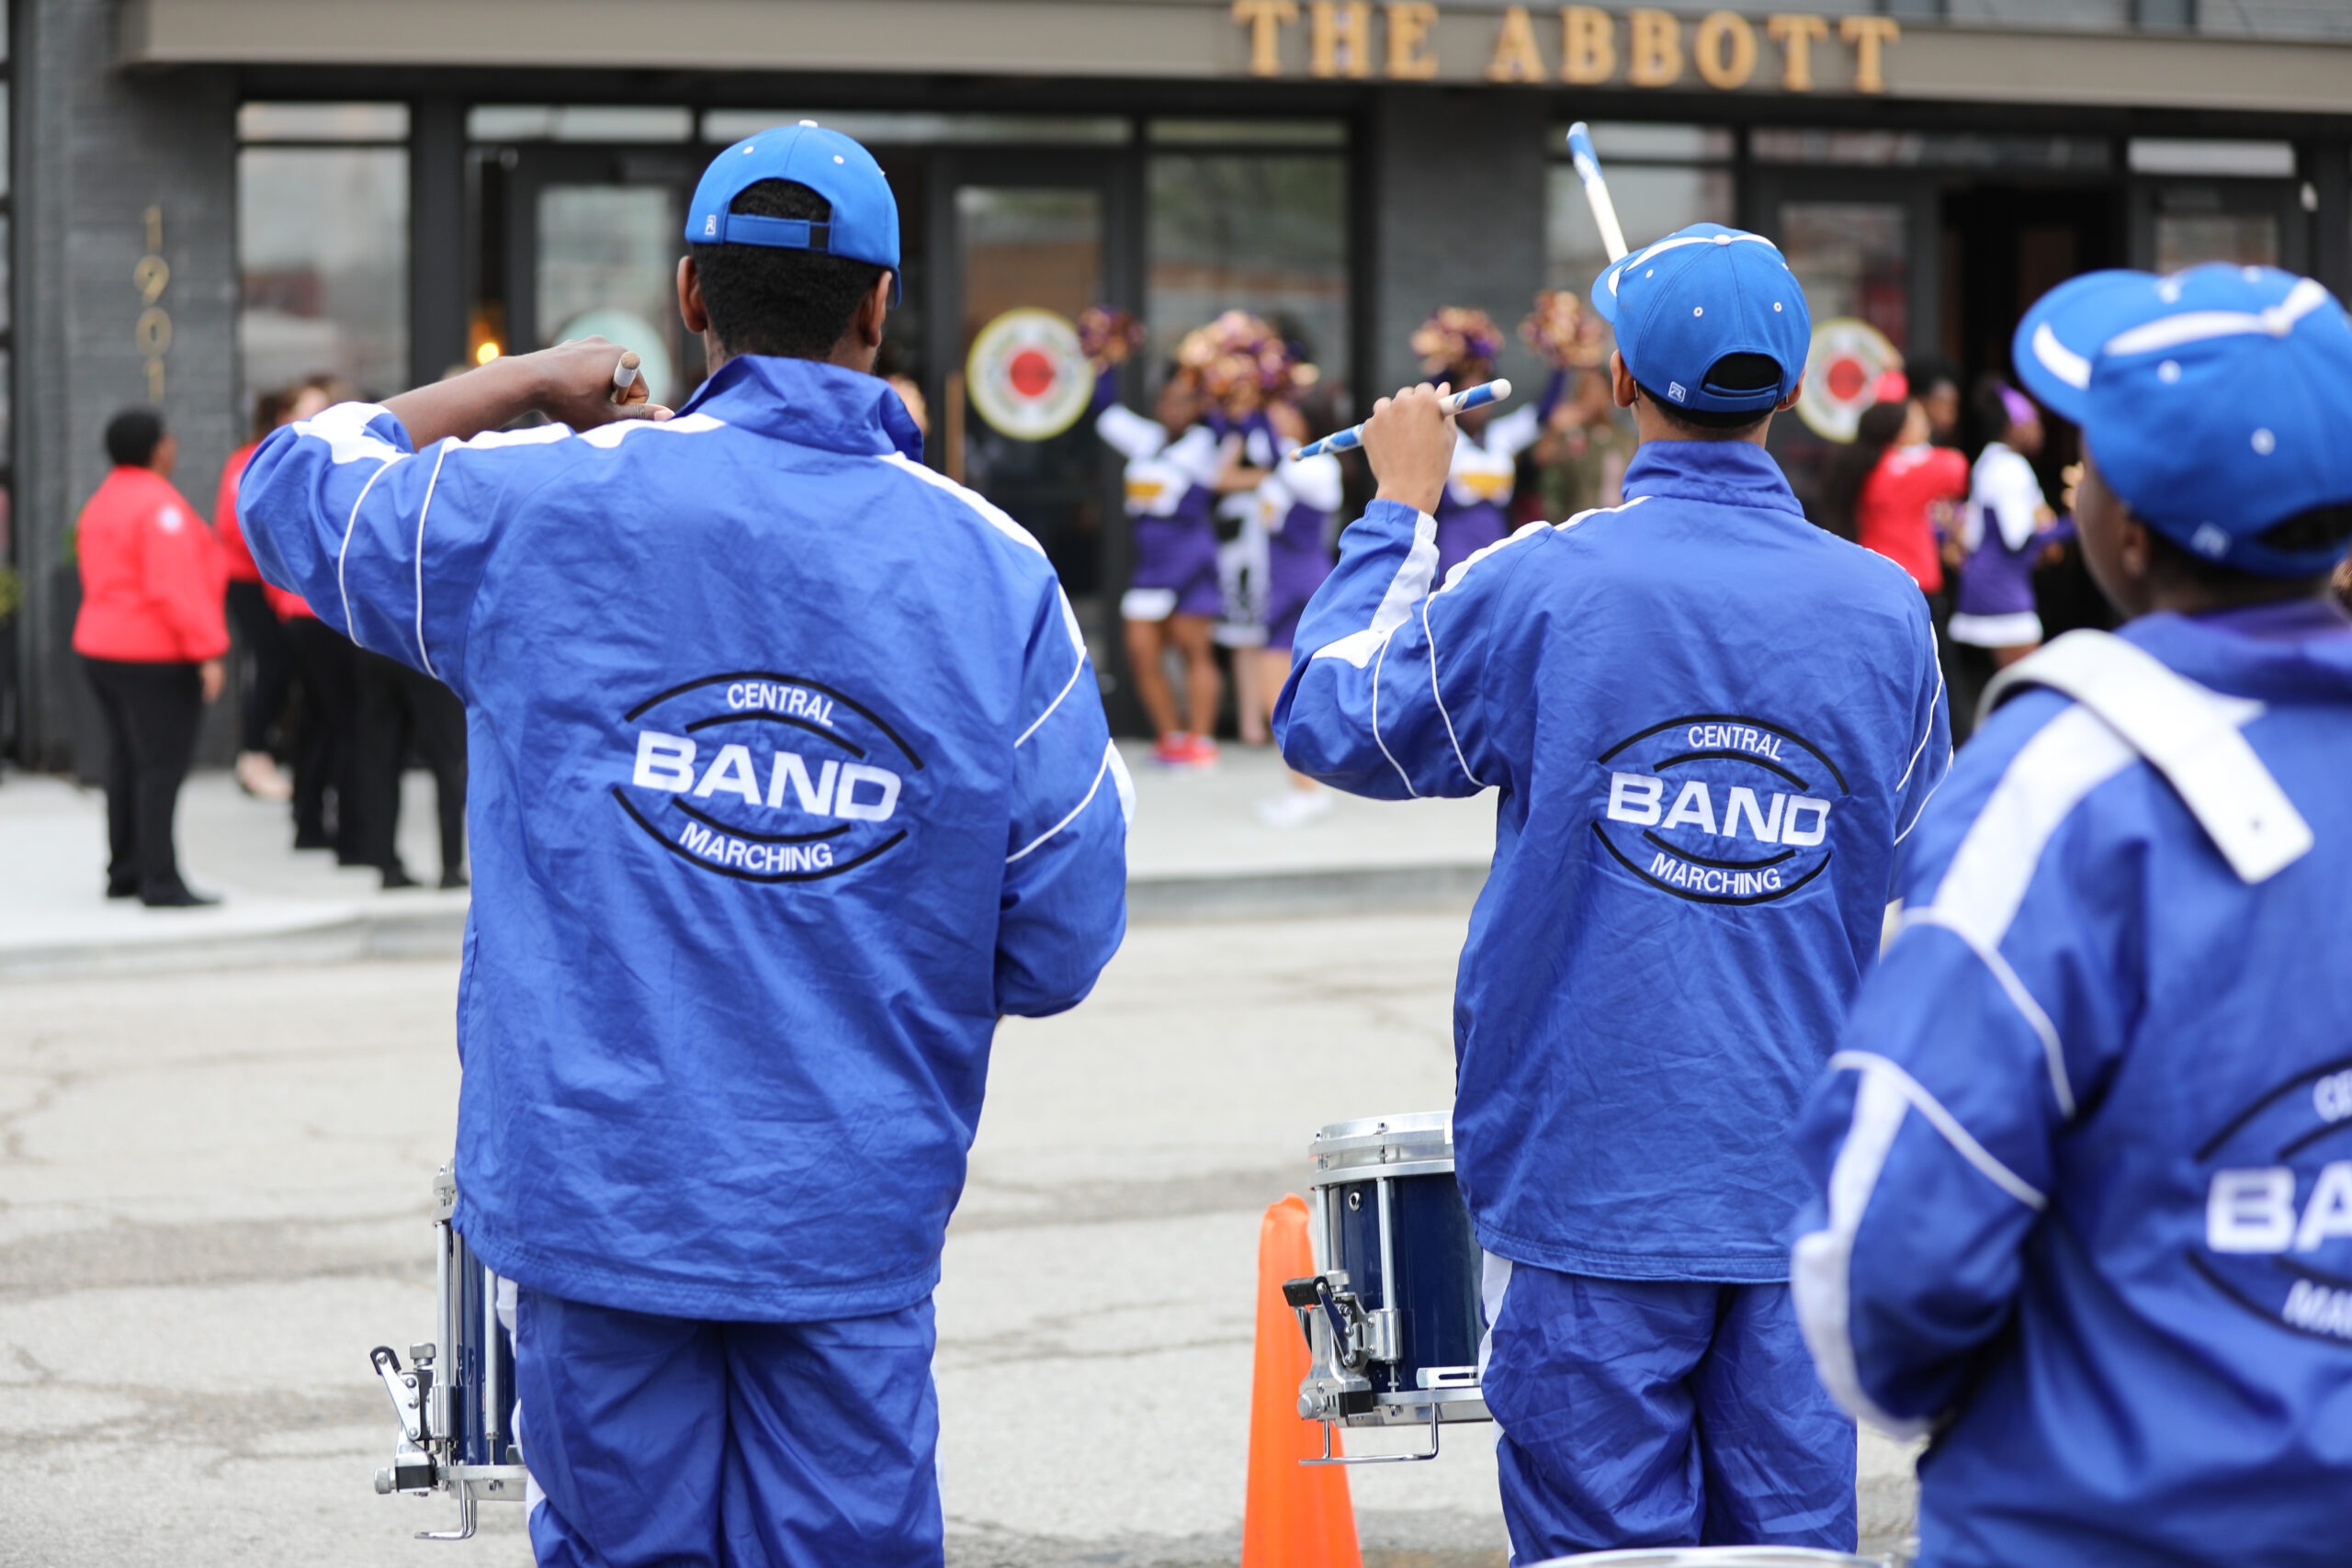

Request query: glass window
[
  {"left": 1148, "top": 153, "right": 1350, "bottom": 389},
  {"left": 1566, "top": 122, "right": 1735, "bottom": 162},
  {"left": 1779, "top": 202, "right": 1909, "bottom": 347},
  {"left": 702, "top": 110, "right": 1130, "bottom": 148},
  {"left": 536, "top": 185, "right": 695, "bottom": 407},
  {"left": 2155, "top": 214, "right": 2279, "bottom": 271},
  {"left": 1148, "top": 118, "right": 1345, "bottom": 148},
  {"left": 1546, "top": 164, "right": 1733, "bottom": 291},
  {"left": 468, "top": 106, "right": 693, "bottom": 143},
  {"left": 237, "top": 102, "right": 409, "bottom": 142},
  {"left": 2128, "top": 139, "right": 2297, "bottom": 178},
  {"left": 237, "top": 147, "right": 409, "bottom": 400},
  {"left": 1754, "top": 129, "right": 2110, "bottom": 171}
]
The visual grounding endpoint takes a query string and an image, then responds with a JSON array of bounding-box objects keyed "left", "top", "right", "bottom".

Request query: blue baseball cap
[
  {"left": 1590, "top": 223, "right": 1811, "bottom": 416},
  {"left": 2014, "top": 264, "right": 2352, "bottom": 577},
  {"left": 685, "top": 121, "right": 901, "bottom": 302}
]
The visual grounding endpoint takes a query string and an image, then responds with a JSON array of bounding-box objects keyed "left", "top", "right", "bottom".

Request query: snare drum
[
  {"left": 1285, "top": 1112, "right": 1488, "bottom": 1461},
  {"left": 368, "top": 1167, "right": 527, "bottom": 1540}
]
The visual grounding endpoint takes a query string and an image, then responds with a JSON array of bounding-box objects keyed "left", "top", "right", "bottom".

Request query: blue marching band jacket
[
  {"left": 239, "top": 355, "right": 1130, "bottom": 1323},
  {"left": 1275, "top": 441, "right": 1949, "bottom": 1283},
  {"left": 1794, "top": 601, "right": 2352, "bottom": 1568}
]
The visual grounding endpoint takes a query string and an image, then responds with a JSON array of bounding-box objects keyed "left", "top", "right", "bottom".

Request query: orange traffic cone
[{"left": 1240, "top": 1195, "right": 1363, "bottom": 1568}]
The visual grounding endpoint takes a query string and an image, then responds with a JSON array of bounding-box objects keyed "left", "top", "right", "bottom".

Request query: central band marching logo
[
  {"left": 2193, "top": 1060, "right": 2352, "bottom": 1345},
  {"left": 615, "top": 671, "right": 924, "bottom": 884},
  {"left": 1591, "top": 712, "right": 1849, "bottom": 906}
]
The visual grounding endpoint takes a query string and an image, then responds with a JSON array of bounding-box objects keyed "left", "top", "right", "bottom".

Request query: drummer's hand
[
  {"left": 528, "top": 337, "right": 673, "bottom": 429},
  {"left": 1364, "top": 383, "right": 1456, "bottom": 517},
  {"left": 383, "top": 336, "right": 672, "bottom": 449}
]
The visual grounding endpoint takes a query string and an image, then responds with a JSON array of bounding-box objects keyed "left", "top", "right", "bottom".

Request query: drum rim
[{"left": 1310, "top": 1110, "right": 1453, "bottom": 1149}]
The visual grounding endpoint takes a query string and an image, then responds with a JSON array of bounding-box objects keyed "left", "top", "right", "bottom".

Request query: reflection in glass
[
  {"left": 1148, "top": 119, "right": 1345, "bottom": 147},
  {"left": 1149, "top": 155, "right": 1349, "bottom": 387},
  {"left": 1779, "top": 202, "right": 1908, "bottom": 347},
  {"left": 704, "top": 111, "right": 1129, "bottom": 148},
  {"left": 470, "top": 106, "right": 693, "bottom": 143},
  {"left": 1546, "top": 164, "right": 1733, "bottom": 292},
  {"left": 237, "top": 102, "right": 410, "bottom": 142},
  {"left": 2128, "top": 139, "right": 2296, "bottom": 177},
  {"left": 1753, "top": 129, "right": 2109, "bottom": 171},
  {"left": 2155, "top": 214, "right": 2279, "bottom": 271},
  {"left": 238, "top": 148, "right": 409, "bottom": 402},
  {"left": 1566, "top": 122, "right": 1735, "bottom": 162},
  {"left": 956, "top": 187, "right": 1104, "bottom": 598},
  {"left": 537, "top": 186, "right": 693, "bottom": 405}
]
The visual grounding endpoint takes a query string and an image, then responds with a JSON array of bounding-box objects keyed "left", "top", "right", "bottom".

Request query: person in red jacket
[
  {"left": 215, "top": 384, "right": 326, "bottom": 802},
  {"left": 73, "top": 408, "right": 229, "bottom": 907}
]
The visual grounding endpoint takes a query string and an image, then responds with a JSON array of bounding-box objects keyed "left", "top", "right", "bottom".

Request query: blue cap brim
[
  {"left": 1589, "top": 256, "right": 1627, "bottom": 325},
  {"left": 2012, "top": 270, "right": 2186, "bottom": 425}
]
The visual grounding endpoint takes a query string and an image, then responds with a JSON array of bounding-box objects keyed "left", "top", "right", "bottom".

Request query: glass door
[
  {"left": 927, "top": 153, "right": 1136, "bottom": 691},
  {"left": 1749, "top": 172, "right": 1939, "bottom": 519},
  {"left": 501, "top": 147, "right": 707, "bottom": 408}
]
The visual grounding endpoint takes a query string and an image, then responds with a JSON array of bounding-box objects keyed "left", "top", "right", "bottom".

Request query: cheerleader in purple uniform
[
  {"left": 1415, "top": 307, "right": 1558, "bottom": 577},
  {"left": 1949, "top": 378, "right": 2056, "bottom": 717},
  {"left": 1250, "top": 396, "right": 1344, "bottom": 825},
  {"left": 1094, "top": 350, "right": 1230, "bottom": 768}
]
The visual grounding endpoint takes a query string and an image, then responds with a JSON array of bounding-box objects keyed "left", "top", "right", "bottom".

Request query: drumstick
[
  {"left": 609, "top": 351, "right": 641, "bottom": 404},
  {"left": 1289, "top": 379, "right": 1514, "bottom": 461},
  {"left": 1566, "top": 122, "right": 1631, "bottom": 265}
]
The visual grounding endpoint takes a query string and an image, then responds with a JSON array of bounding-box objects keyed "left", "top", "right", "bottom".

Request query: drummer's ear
[{"left": 677, "top": 256, "right": 711, "bottom": 336}]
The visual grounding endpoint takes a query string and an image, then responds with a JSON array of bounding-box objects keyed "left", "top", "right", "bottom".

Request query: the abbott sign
[{"left": 1230, "top": 4, "right": 1902, "bottom": 93}]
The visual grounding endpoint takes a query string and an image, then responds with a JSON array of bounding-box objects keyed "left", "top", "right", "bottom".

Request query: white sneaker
[
  {"left": 1256, "top": 788, "right": 1333, "bottom": 828},
  {"left": 235, "top": 751, "right": 293, "bottom": 802}
]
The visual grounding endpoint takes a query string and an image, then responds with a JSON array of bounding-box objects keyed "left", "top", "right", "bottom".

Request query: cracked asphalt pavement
[{"left": 0, "top": 910, "right": 1917, "bottom": 1566}]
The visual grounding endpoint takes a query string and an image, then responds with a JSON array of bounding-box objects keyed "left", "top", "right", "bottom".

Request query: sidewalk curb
[{"left": 0, "top": 865, "right": 1482, "bottom": 980}]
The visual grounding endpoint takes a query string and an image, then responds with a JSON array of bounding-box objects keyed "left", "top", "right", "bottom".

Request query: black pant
[
  {"left": 83, "top": 658, "right": 203, "bottom": 899},
  {"left": 224, "top": 580, "right": 291, "bottom": 756},
  {"left": 350, "top": 649, "right": 467, "bottom": 875},
  {"left": 285, "top": 616, "right": 357, "bottom": 851}
]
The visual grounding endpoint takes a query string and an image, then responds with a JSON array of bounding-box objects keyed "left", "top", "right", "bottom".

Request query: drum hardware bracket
[
  {"left": 371, "top": 1345, "right": 429, "bottom": 1446},
  {"left": 1299, "top": 1398, "right": 1445, "bottom": 1467}
]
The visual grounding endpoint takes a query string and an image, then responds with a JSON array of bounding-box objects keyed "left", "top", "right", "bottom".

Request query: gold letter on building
[
  {"left": 1560, "top": 6, "right": 1615, "bottom": 85},
  {"left": 1839, "top": 15, "right": 1900, "bottom": 94},
  {"left": 1487, "top": 6, "right": 1546, "bottom": 82},
  {"left": 1232, "top": 0, "right": 1299, "bottom": 77},
  {"left": 1626, "top": 8, "right": 1682, "bottom": 87},
  {"left": 1309, "top": 0, "right": 1374, "bottom": 77},
  {"left": 1767, "top": 13, "right": 1828, "bottom": 92},
  {"left": 1387, "top": 2, "right": 1441, "bottom": 78},
  {"left": 1692, "top": 11, "right": 1757, "bottom": 90}
]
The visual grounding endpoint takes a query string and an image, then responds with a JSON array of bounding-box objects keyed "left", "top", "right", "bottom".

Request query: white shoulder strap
[{"left": 1984, "top": 629, "right": 2312, "bottom": 884}]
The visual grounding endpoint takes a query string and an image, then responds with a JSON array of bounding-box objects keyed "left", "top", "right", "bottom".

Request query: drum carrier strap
[{"left": 1982, "top": 628, "right": 2312, "bottom": 885}]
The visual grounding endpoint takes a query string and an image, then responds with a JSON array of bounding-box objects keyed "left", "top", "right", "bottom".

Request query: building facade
[{"left": 9, "top": 0, "right": 2352, "bottom": 761}]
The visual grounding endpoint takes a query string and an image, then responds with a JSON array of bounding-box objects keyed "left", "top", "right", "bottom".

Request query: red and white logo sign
[
  {"left": 966, "top": 308, "right": 1093, "bottom": 441},
  {"left": 1796, "top": 317, "right": 1901, "bottom": 444}
]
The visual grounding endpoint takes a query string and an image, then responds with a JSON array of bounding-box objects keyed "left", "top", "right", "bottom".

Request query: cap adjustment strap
[{"left": 712, "top": 214, "right": 833, "bottom": 252}]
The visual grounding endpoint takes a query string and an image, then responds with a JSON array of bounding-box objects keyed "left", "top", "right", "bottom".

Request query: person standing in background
[
  {"left": 1949, "top": 378, "right": 2054, "bottom": 720},
  {"left": 274, "top": 580, "right": 356, "bottom": 856},
  {"left": 1413, "top": 308, "right": 1548, "bottom": 577},
  {"left": 1907, "top": 355, "right": 1964, "bottom": 446},
  {"left": 1250, "top": 394, "right": 1340, "bottom": 827},
  {"left": 73, "top": 408, "right": 228, "bottom": 908},
  {"left": 347, "top": 647, "right": 468, "bottom": 889},
  {"left": 215, "top": 383, "right": 330, "bottom": 802}
]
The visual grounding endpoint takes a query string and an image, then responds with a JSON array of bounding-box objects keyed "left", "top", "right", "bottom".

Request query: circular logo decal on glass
[
  {"left": 1796, "top": 317, "right": 1900, "bottom": 444},
  {"left": 966, "top": 308, "right": 1092, "bottom": 441}
]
